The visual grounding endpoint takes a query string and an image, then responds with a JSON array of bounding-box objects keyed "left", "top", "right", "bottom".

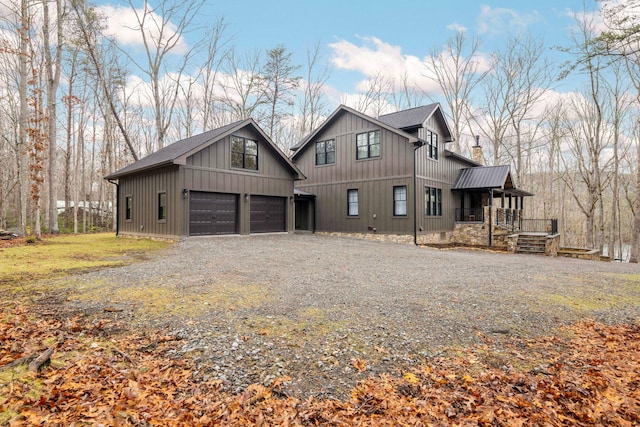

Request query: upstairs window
[
  {"left": 316, "top": 139, "right": 335, "bottom": 165},
  {"left": 425, "top": 186, "right": 442, "bottom": 216},
  {"left": 125, "top": 195, "right": 132, "bottom": 220},
  {"left": 231, "top": 136, "right": 258, "bottom": 170},
  {"left": 356, "top": 130, "right": 380, "bottom": 160},
  {"left": 393, "top": 186, "right": 407, "bottom": 216},
  {"left": 158, "top": 192, "right": 167, "bottom": 221},
  {"left": 347, "top": 189, "right": 359, "bottom": 216},
  {"left": 426, "top": 130, "right": 439, "bottom": 160}
]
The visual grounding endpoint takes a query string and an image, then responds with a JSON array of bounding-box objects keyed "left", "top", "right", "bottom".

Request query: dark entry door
[
  {"left": 295, "top": 199, "right": 309, "bottom": 230},
  {"left": 250, "top": 196, "right": 286, "bottom": 233},
  {"left": 189, "top": 191, "right": 238, "bottom": 236}
]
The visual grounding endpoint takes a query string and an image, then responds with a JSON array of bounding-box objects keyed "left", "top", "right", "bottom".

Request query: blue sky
[
  {"left": 98, "top": 0, "right": 605, "bottom": 118},
  {"left": 200, "top": 0, "right": 600, "bottom": 94}
]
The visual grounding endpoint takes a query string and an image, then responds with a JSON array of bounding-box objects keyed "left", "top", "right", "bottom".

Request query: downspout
[
  {"left": 106, "top": 178, "right": 119, "bottom": 236},
  {"left": 413, "top": 143, "right": 420, "bottom": 246}
]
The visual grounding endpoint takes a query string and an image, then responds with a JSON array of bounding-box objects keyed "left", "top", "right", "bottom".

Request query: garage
[
  {"left": 250, "top": 196, "right": 286, "bottom": 233},
  {"left": 189, "top": 191, "right": 238, "bottom": 236}
]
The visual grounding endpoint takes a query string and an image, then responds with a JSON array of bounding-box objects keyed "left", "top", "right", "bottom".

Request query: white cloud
[
  {"left": 328, "top": 35, "right": 440, "bottom": 96},
  {"left": 97, "top": 4, "right": 188, "bottom": 55},
  {"left": 446, "top": 23, "right": 468, "bottom": 33},
  {"left": 477, "top": 5, "right": 541, "bottom": 36}
]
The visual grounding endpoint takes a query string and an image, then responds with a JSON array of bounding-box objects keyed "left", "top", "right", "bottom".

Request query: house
[
  {"left": 291, "top": 104, "right": 537, "bottom": 247},
  {"left": 105, "top": 119, "right": 304, "bottom": 239}
]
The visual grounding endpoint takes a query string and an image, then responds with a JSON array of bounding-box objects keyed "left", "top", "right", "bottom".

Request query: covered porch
[{"left": 450, "top": 165, "right": 557, "bottom": 251}]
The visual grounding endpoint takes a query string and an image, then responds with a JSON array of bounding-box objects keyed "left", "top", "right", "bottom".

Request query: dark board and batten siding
[
  {"left": 182, "top": 128, "right": 295, "bottom": 235},
  {"left": 115, "top": 123, "right": 298, "bottom": 238},
  {"left": 294, "top": 111, "right": 415, "bottom": 235},
  {"left": 294, "top": 107, "right": 470, "bottom": 236},
  {"left": 117, "top": 166, "right": 182, "bottom": 238}
]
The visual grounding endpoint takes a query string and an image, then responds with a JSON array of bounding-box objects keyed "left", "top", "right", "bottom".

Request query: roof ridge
[{"left": 378, "top": 103, "right": 437, "bottom": 118}]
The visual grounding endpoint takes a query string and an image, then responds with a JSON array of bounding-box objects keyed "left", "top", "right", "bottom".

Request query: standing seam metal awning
[{"left": 452, "top": 165, "right": 534, "bottom": 197}]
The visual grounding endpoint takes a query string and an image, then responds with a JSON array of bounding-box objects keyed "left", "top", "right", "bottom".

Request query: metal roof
[
  {"left": 105, "top": 119, "right": 304, "bottom": 180},
  {"left": 453, "top": 165, "right": 534, "bottom": 196}
]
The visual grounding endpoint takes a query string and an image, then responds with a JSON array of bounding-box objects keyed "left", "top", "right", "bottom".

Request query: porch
[
  {"left": 455, "top": 207, "right": 558, "bottom": 235},
  {"left": 453, "top": 206, "right": 559, "bottom": 255}
]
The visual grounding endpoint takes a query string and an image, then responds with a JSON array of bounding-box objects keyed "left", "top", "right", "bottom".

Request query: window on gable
[
  {"left": 231, "top": 136, "right": 258, "bottom": 170},
  {"left": 425, "top": 186, "right": 442, "bottom": 216},
  {"left": 347, "top": 189, "right": 359, "bottom": 216},
  {"left": 356, "top": 130, "right": 380, "bottom": 160},
  {"left": 426, "top": 130, "right": 439, "bottom": 160},
  {"left": 125, "top": 195, "right": 132, "bottom": 220},
  {"left": 316, "top": 139, "right": 335, "bottom": 165},
  {"left": 158, "top": 192, "right": 167, "bottom": 221},
  {"left": 393, "top": 186, "right": 407, "bottom": 216}
]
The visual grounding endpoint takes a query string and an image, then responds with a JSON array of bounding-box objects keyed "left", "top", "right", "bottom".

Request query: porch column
[
  {"left": 501, "top": 193, "right": 505, "bottom": 208},
  {"left": 509, "top": 194, "right": 512, "bottom": 209},
  {"left": 520, "top": 196, "right": 524, "bottom": 211}
]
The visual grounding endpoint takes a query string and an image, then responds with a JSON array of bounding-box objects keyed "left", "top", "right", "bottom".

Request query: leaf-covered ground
[{"left": 1, "top": 303, "right": 638, "bottom": 426}]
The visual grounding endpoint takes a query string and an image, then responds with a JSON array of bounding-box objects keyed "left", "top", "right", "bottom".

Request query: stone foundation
[
  {"left": 315, "top": 231, "right": 414, "bottom": 244},
  {"left": 452, "top": 222, "right": 489, "bottom": 246}
]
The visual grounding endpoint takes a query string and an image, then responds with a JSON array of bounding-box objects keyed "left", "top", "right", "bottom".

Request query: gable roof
[
  {"left": 452, "top": 165, "right": 533, "bottom": 196},
  {"left": 106, "top": 119, "right": 304, "bottom": 180},
  {"left": 377, "top": 103, "right": 454, "bottom": 142},
  {"left": 290, "top": 104, "right": 420, "bottom": 159}
]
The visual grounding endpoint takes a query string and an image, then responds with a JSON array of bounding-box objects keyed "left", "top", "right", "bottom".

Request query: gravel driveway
[{"left": 63, "top": 233, "right": 640, "bottom": 399}]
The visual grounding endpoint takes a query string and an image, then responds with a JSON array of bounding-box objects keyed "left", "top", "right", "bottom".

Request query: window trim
[
  {"left": 157, "top": 191, "right": 167, "bottom": 222},
  {"left": 231, "top": 135, "right": 258, "bottom": 170},
  {"left": 393, "top": 185, "right": 407, "bottom": 217},
  {"left": 347, "top": 189, "right": 359, "bottom": 217},
  {"left": 125, "top": 195, "right": 132, "bottom": 221},
  {"left": 356, "top": 130, "right": 381, "bottom": 160},
  {"left": 315, "top": 139, "right": 336, "bottom": 166}
]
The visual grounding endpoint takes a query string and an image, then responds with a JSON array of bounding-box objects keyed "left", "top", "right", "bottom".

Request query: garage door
[
  {"left": 189, "top": 191, "right": 238, "bottom": 236},
  {"left": 250, "top": 196, "right": 286, "bottom": 233}
]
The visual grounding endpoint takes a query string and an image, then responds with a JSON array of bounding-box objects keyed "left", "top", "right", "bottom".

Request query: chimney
[{"left": 472, "top": 135, "right": 483, "bottom": 165}]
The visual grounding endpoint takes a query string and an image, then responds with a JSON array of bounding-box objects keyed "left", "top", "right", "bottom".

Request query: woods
[{"left": 0, "top": 1, "right": 639, "bottom": 260}]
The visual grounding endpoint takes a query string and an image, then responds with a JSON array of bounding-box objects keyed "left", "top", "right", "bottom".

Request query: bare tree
[
  {"left": 18, "top": 0, "right": 30, "bottom": 235},
  {"left": 427, "top": 30, "right": 487, "bottom": 153},
  {"left": 263, "top": 45, "right": 301, "bottom": 145},
  {"left": 501, "top": 34, "right": 554, "bottom": 185},
  {"left": 218, "top": 49, "right": 268, "bottom": 122},
  {"left": 42, "top": 0, "right": 65, "bottom": 234},
  {"left": 70, "top": 0, "right": 138, "bottom": 161},
  {"left": 199, "top": 17, "right": 230, "bottom": 131},
  {"left": 124, "top": 0, "right": 203, "bottom": 149},
  {"left": 298, "top": 41, "right": 331, "bottom": 140}
]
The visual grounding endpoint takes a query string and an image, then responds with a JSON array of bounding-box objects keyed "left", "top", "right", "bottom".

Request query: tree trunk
[
  {"left": 629, "top": 140, "right": 640, "bottom": 263},
  {"left": 18, "top": 0, "right": 29, "bottom": 235},
  {"left": 43, "top": 0, "right": 62, "bottom": 234}
]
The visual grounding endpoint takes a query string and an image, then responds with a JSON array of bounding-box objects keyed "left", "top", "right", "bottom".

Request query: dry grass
[{"left": 0, "top": 233, "right": 170, "bottom": 287}]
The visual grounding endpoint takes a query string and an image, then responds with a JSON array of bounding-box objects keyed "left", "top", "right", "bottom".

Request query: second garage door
[
  {"left": 250, "top": 196, "right": 286, "bottom": 233},
  {"left": 189, "top": 191, "right": 238, "bottom": 236}
]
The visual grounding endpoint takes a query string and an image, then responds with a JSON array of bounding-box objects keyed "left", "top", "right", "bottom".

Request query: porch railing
[
  {"left": 495, "top": 210, "right": 558, "bottom": 235},
  {"left": 519, "top": 219, "right": 558, "bottom": 234},
  {"left": 455, "top": 208, "right": 484, "bottom": 222}
]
